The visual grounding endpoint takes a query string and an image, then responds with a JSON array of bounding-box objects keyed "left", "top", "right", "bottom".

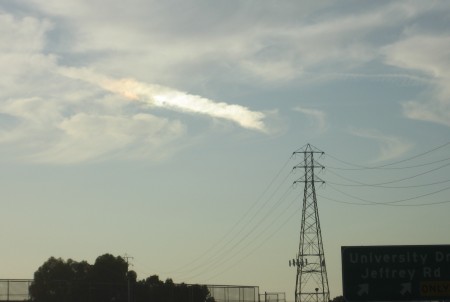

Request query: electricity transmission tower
[{"left": 290, "top": 144, "right": 330, "bottom": 302}]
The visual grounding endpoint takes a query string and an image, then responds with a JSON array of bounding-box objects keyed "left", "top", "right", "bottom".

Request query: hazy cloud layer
[
  {"left": 0, "top": 13, "right": 186, "bottom": 164},
  {"left": 0, "top": 9, "right": 266, "bottom": 164},
  {"left": 1, "top": 1, "right": 450, "bottom": 163}
]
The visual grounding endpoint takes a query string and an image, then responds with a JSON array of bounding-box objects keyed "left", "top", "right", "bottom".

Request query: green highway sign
[{"left": 342, "top": 245, "right": 450, "bottom": 301}]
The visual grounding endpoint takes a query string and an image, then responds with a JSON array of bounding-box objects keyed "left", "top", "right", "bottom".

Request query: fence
[
  {"left": 0, "top": 279, "right": 31, "bottom": 301},
  {"left": 260, "top": 292, "right": 286, "bottom": 302},
  {"left": 0, "top": 279, "right": 283, "bottom": 302},
  {"left": 206, "top": 285, "right": 260, "bottom": 302}
]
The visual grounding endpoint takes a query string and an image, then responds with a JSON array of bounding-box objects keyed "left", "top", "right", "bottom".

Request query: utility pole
[
  {"left": 123, "top": 254, "right": 134, "bottom": 302},
  {"left": 290, "top": 144, "right": 330, "bottom": 302}
]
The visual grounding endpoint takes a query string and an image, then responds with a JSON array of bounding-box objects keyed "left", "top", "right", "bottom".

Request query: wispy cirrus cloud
[
  {"left": 0, "top": 94, "right": 187, "bottom": 164},
  {"left": 32, "top": 112, "right": 187, "bottom": 164},
  {"left": 349, "top": 128, "right": 413, "bottom": 162},
  {"left": 293, "top": 106, "right": 327, "bottom": 133},
  {"left": 383, "top": 35, "right": 450, "bottom": 127},
  {"left": 22, "top": 0, "right": 435, "bottom": 85}
]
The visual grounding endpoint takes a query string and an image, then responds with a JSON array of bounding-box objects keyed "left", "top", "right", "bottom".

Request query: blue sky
[{"left": 1, "top": 1, "right": 450, "bottom": 300}]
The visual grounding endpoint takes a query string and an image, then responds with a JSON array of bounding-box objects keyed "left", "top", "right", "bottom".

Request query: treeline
[{"left": 29, "top": 254, "right": 214, "bottom": 302}]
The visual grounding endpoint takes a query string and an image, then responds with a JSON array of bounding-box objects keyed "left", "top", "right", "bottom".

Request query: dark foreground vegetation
[{"left": 29, "top": 254, "right": 214, "bottom": 302}]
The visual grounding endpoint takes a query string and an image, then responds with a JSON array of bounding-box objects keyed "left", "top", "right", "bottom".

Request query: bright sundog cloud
[{"left": 59, "top": 67, "right": 267, "bottom": 132}]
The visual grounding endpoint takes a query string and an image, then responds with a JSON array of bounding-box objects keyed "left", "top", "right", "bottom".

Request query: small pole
[{"left": 123, "top": 254, "right": 134, "bottom": 302}]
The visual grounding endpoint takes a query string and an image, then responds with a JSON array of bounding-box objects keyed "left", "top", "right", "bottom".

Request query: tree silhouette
[
  {"left": 30, "top": 257, "right": 90, "bottom": 302},
  {"left": 89, "top": 254, "right": 128, "bottom": 302},
  {"left": 30, "top": 254, "right": 212, "bottom": 302},
  {"left": 330, "top": 296, "right": 344, "bottom": 302}
]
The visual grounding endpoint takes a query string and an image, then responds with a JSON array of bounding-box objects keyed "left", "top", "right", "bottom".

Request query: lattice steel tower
[{"left": 290, "top": 144, "right": 330, "bottom": 302}]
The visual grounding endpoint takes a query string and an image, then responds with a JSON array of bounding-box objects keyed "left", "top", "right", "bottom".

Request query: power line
[
  {"left": 318, "top": 141, "right": 450, "bottom": 208},
  {"left": 191, "top": 188, "right": 298, "bottom": 280},
  {"left": 326, "top": 140, "right": 450, "bottom": 170},
  {"left": 169, "top": 151, "right": 324, "bottom": 282},
  {"left": 327, "top": 155, "right": 450, "bottom": 171},
  {"left": 159, "top": 155, "right": 295, "bottom": 279},
  {"left": 326, "top": 183, "right": 450, "bottom": 205},
  {"left": 318, "top": 194, "right": 450, "bottom": 207},
  {"left": 327, "top": 178, "right": 450, "bottom": 188},
  {"left": 326, "top": 161, "right": 450, "bottom": 186},
  {"left": 204, "top": 203, "right": 302, "bottom": 282},
  {"left": 175, "top": 184, "right": 296, "bottom": 280}
]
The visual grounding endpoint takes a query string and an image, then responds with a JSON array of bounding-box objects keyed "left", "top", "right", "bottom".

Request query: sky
[{"left": 1, "top": 0, "right": 450, "bottom": 301}]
